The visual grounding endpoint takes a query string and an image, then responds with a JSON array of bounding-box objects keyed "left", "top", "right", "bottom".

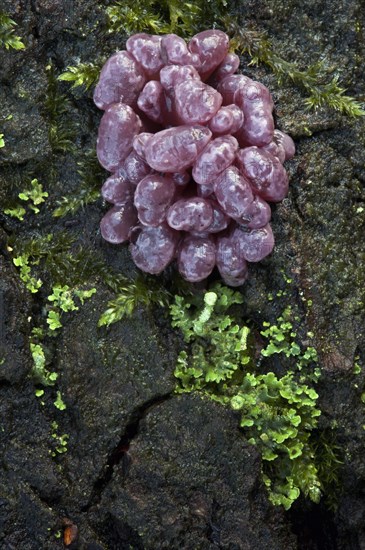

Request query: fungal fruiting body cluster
[{"left": 95, "top": 30, "right": 295, "bottom": 286}]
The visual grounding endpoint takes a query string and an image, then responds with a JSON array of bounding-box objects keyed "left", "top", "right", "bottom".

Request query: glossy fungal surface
[{"left": 95, "top": 30, "right": 295, "bottom": 285}]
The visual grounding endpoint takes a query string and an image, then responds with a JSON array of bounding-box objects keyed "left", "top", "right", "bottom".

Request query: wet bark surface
[{"left": 0, "top": 0, "right": 365, "bottom": 548}]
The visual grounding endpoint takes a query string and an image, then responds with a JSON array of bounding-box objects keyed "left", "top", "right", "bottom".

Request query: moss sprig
[
  {"left": 58, "top": 61, "right": 103, "bottom": 91},
  {"left": 98, "top": 274, "right": 171, "bottom": 327},
  {"left": 0, "top": 12, "right": 25, "bottom": 50},
  {"left": 224, "top": 17, "right": 365, "bottom": 118},
  {"left": 44, "top": 63, "right": 77, "bottom": 154},
  {"left": 53, "top": 149, "right": 104, "bottom": 218}
]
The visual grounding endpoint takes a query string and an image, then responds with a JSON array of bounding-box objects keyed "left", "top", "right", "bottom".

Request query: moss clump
[
  {"left": 224, "top": 16, "right": 365, "bottom": 118},
  {"left": 106, "top": 0, "right": 227, "bottom": 37}
]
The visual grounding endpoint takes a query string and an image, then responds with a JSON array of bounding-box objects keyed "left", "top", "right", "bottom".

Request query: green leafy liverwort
[
  {"left": 30, "top": 343, "right": 58, "bottom": 387},
  {"left": 171, "top": 285, "right": 251, "bottom": 389},
  {"left": 51, "top": 421, "right": 69, "bottom": 455},
  {"left": 170, "top": 283, "right": 322, "bottom": 510},
  {"left": 4, "top": 179, "right": 48, "bottom": 221},
  {"left": 47, "top": 285, "right": 96, "bottom": 331}
]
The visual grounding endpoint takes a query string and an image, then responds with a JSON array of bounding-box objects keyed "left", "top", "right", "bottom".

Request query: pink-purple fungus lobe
[{"left": 95, "top": 29, "right": 295, "bottom": 285}]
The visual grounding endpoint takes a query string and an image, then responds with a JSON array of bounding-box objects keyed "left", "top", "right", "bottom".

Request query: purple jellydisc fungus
[{"left": 95, "top": 29, "right": 295, "bottom": 286}]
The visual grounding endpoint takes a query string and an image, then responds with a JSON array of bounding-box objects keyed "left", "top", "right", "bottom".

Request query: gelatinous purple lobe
[
  {"left": 161, "top": 34, "right": 200, "bottom": 66},
  {"left": 192, "top": 135, "right": 238, "bottom": 185},
  {"left": 237, "top": 80, "right": 274, "bottom": 108},
  {"left": 129, "top": 224, "right": 180, "bottom": 274},
  {"left": 228, "top": 105, "right": 245, "bottom": 134},
  {"left": 160, "top": 65, "right": 207, "bottom": 126},
  {"left": 209, "top": 53, "right": 241, "bottom": 85},
  {"left": 172, "top": 171, "right": 191, "bottom": 186},
  {"left": 241, "top": 195, "right": 271, "bottom": 229},
  {"left": 213, "top": 166, "right": 254, "bottom": 222},
  {"left": 262, "top": 140, "right": 286, "bottom": 164},
  {"left": 122, "top": 150, "right": 152, "bottom": 184},
  {"left": 145, "top": 125, "right": 212, "bottom": 172},
  {"left": 159, "top": 64, "right": 200, "bottom": 93},
  {"left": 234, "top": 81, "right": 274, "bottom": 147},
  {"left": 97, "top": 103, "right": 142, "bottom": 172},
  {"left": 263, "top": 129, "right": 296, "bottom": 164},
  {"left": 219, "top": 270, "right": 249, "bottom": 287},
  {"left": 132, "top": 132, "right": 153, "bottom": 160},
  {"left": 208, "top": 106, "right": 233, "bottom": 135},
  {"left": 94, "top": 30, "right": 295, "bottom": 285},
  {"left": 188, "top": 30, "right": 230, "bottom": 80},
  {"left": 134, "top": 174, "right": 175, "bottom": 226},
  {"left": 137, "top": 80, "right": 166, "bottom": 124},
  {"left": 205, "top": 200, "right": 229, "bottom": 233},
  {"left": 174, "top": 80, "right": 222, "bottom": 124},
  {"left": 208, "top": 104, "right": 243, "bottom": 135},
  {"left": 100, "top": 202, "right": 137, "bottom": 244},
  {"left": 93, "top": 51, "right": 146, "bottom": 110},
  {"left": 101, "top": 173, "right": 135, "bottom": 204},
  {"left": 167, "top": 197, "right": 213, "bottom": 232},
  {"left": 126, "top": 33, "right": 164, "bottom": 78},
  {"left": 273, "top": 129, "right": 295, "bottom": 161},
  {"left": 196, "top": 183, "right": 214, "bottom": 198},
  {"left": 216, "top": 226, "right": 249, "bottom": 286},
  {"left": 217, "top": 74, "right": 250, "bottom": 105},
  {"left": 234, "top": 107, "right": 274, "bottom": 148},
  {"left": 234, "top": 224, "right": 275, "bottom": 262},
  {"left": 178, "top": 234, "right": 216, "bottom": 282},
  {"left": 236, "top": 146, "right": 289, "bottom": 202}
]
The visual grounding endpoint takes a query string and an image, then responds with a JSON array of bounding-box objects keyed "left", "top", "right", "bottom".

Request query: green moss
[
  {"left": 44, "top": 63, "right": 77, "bottom": 154},
  {"left": 171, "top": 284, "right": 251, "bottom": 389},
  {"left": 312, "top": 429, "right": 343, "bottom": 511},
  {"left": 11, "top": 232, "right": 75, "bottom": 291},
  {"left": 353, "top": 357, "right": 362, "bottom": 375},
  {"left": 0, "top": 12, "right": 25, "bottom": 50},
  {"left": 4, "top": 205, "right": 26, "bottom": 221},
  {"left": 52, "top": 149, "right": 104, "bottom": 218},
  {"left": 9, "top": 229, "right": 125, "bottom": 292},
  {"left": 224, "top": 17, "right": 365, "bottom": 118},
  {"left": 106, "top": 0, "right": 227, "bottom": 36},
  {"left": 58, "top": 61, "right": 103, "bottom": 91},
  {"left": 98, "top": 274, "right": 171, "bottom": 327}
]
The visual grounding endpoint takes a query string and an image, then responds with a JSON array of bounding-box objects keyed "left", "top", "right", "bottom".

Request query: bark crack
[{"left": 81, "top": 393, "right": 173, "bottom": 512}]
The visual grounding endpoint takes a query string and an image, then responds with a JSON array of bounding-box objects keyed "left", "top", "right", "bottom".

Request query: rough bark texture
[{"left": 1, "top": 0, "right": 365, "bottom": 549}]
